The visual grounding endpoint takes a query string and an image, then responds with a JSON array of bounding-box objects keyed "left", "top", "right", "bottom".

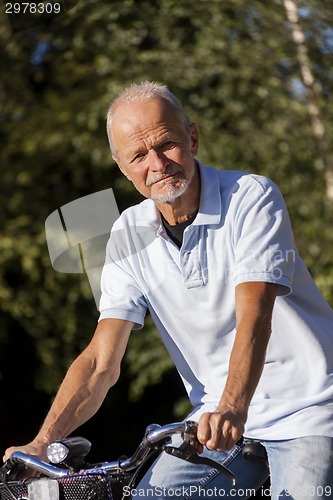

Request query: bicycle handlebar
[
  {"left": 4, "top": 422, "right": 187, "bottom": 476},
  {"left": 3, "top": 451, "right": 70, "bottom": 478},
  {"left": 2, "top": 421, "right": 237, "bottom": 485}
]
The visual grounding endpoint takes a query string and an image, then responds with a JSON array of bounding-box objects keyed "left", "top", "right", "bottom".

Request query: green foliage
[
  {"left": 0, "top": 0, "right": 332, "bottom": 419},
  {"left": 124, "top": 315, "right": 175, "bottom": 402}
]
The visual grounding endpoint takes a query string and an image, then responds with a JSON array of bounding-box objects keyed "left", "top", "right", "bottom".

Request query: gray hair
[{"left": 106, "top": 81, "right": 192, "bottom": 158}]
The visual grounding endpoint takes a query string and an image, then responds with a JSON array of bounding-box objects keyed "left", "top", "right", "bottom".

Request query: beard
[
  {"left": 146, "top": 166, "right": 193, "bottom": 204},
  {"left": 149, "top": 177, "right": 190, "bottom": 203}
]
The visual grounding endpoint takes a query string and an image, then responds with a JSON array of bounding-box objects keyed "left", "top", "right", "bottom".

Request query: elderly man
[{"left": 4, "top": 82, "right": 333, "bottom": 499}]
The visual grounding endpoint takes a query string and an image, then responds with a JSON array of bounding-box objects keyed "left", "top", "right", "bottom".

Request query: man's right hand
[
  {"left": 2, "top": 441, "right": 48, "bottom": 479},
  {"left": 3, "top": 441, "right": 48, "bottom": 464}
]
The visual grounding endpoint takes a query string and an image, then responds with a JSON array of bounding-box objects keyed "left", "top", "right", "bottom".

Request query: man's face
[{"left": 110, "top": 98, "right": 199, "bottom": 203}]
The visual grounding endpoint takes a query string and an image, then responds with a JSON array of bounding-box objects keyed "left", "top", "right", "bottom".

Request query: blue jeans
[
  {"left": 135, "top": 435, "right": 333, "bottom": 499},
  {"left": 265, "top": 436, "right": 333, "bottom": 499}
]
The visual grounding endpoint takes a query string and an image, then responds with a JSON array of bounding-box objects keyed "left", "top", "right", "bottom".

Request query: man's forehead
[
  {"left": 113, "top": 98, "right": 177, "bottom": 129},
  {"left": 111, "top": 98, "right": 181, "bottom": 147}
]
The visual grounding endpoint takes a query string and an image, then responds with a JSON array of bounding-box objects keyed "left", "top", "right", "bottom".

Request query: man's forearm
[
  {"left": 34, "top": 350, "right": 117, "bottom": 446},
  {"left": 218, "top": 281, "right": 277, "bottom": 415},
  {"left": 3, "top": 319, "right": 133, "bottom": 463},
  {"left": 217, "top": 316, "right": 271, "bottom": 418},
  {"left": 197, "top": 282, "right": 277, "bottom": 451},
  {"left": 33, "top": 318, "right": 132, "bottom": 447}
]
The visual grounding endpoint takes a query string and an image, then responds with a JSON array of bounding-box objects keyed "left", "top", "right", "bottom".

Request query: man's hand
[
  {"left": 3, "top": 441, "right": 48, "bottom": 464},
  {"left": 2, "top": 441, "right": 48, "bottom": 479},
  {"left": 197, "top": 409, "right": 245, "bottom": 452}
]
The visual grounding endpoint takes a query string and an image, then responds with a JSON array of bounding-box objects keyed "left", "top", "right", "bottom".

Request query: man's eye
[
  {"left": 161, "top": 141, "right": 174, "bottom": 150},
  {"left": 132, "top": 153, "right": 145, "bottom": 162}
]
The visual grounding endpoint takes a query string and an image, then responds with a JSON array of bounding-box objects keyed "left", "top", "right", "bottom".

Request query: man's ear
[
  {"left": 190, "top": 123, "right": 199, "bottom": 156},
  {"left": 113, "top": 156, "right": 132, "bottom": 181}
]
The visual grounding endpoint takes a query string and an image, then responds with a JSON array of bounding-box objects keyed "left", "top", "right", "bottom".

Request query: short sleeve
[
  {"left": 98, "top": 228, "right": 147, "bottom": 329},
  {"left": 233, "top": 177, "right": 296, "bottom": 296}
]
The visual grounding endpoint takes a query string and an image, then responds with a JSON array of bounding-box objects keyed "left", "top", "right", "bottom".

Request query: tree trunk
[{"left": 284, "top": 0, "right": 333, "bottom": 201}]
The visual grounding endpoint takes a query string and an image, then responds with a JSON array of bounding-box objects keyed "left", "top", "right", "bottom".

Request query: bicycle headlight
[{"left": 47, "top": 442, "right": 69, "bottom": 464}]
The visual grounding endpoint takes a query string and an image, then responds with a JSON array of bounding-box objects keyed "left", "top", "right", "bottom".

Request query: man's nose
[{"left": 148, "top": 149, "right": 168, "bottom": 172}]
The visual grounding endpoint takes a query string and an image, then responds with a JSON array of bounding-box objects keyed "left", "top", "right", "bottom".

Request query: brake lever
[
  {"left": 0, "top": 457, "right": 23, "bottom": 481},
  {"left": 161, "top": 441, "right": 237, "bottom": 486}
]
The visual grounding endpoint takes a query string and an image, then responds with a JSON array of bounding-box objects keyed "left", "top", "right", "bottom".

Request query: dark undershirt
[{"left": 161, "top": 211, "right": 198, "bottom": 249}]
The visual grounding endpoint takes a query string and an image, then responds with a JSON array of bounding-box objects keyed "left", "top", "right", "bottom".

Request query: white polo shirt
[{"left": 99, "top": 164, "right": 333, "bottom": 440}]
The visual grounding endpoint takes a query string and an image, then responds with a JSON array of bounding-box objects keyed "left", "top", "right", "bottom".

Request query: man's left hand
[{"left": 197, "top": 409, "right": 245, "bottom": 452}]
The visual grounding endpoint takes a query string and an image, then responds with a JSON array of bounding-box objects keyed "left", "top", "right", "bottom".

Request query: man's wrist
[
  {"left": 215, "top": 402, "right": 248, "bottom": 421},
  {"left": 32, "top": 431, "right": 56, "bottom": 448}
]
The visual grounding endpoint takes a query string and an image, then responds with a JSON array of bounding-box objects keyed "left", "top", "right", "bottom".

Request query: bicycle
[{"left": 0, "top": 420, "right": 268, "bottom": 500}]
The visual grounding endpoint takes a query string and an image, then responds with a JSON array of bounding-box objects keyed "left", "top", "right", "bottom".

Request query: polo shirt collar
[{"left": 194, "top": 162, "right": 222, "bottom": 226}]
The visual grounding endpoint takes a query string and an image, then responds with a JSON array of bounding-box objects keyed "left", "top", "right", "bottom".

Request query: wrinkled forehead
[{"left": 110, "top": 97, "right": 182, "bottom": 147}]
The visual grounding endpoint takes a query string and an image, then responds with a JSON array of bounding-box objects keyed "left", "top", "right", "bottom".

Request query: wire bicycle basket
[{"left": 0, "top": 470, "right": 133, "bottom": 500}]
